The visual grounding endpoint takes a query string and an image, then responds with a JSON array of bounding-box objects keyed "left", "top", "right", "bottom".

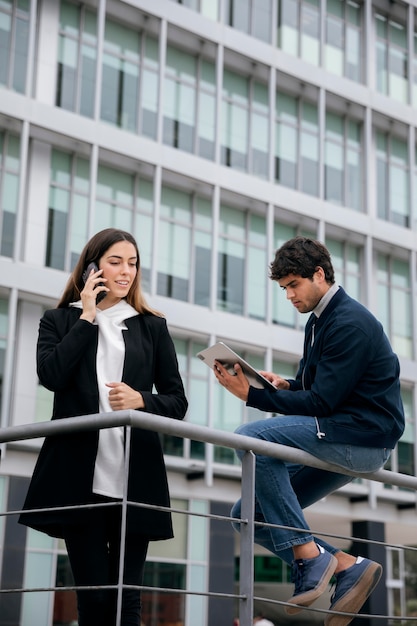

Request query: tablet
[{"left": 196, "top": 342, "right": 276, "bottom": 391}]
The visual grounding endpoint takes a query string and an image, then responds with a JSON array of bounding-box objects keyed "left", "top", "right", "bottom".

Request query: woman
[{"left": 19, "top": 228, "right": 188, "bottom": 626}]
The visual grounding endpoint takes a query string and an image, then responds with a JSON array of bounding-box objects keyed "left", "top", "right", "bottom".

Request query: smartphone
[{"left": 82, "top": 262, "right": 107, "bottom": 304}]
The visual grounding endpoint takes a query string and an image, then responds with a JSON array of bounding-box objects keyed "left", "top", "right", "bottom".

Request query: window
[
  {"left": 56, "top": 0, "right": 98, "bottom": 118},
  {"left": 157, "top": 186, "right": 212, "bottom": 305},
  {"left": 46, "top": 150, "right": 90, "bottom": 270},
  {"left": 144, "top": 499, "right": 208, "bottom": 623},
  {"left": 35, "top": 383, "right": 53, "bottom": 423},
  {"left": 185, "top": 339, "right": 210, "bottom": 460},
  {"left": 377, "top": 253, "right": 412, "bottom": 359},
  {"left": 221, "top": 70, "right": 269, "bottom": 179},
  {"left": 384, "top": 387, "right": 414, "bottom": 496},
  {"left": 396, "top": 388, "right": 414, "bottom": 477},
  {"left": 168, "top": 0, "right": 219, "bottom": 20},
  {"left": 163, "top": 47, "right": 216, "bottom": 160},
  {"left": 414, "top": 144, "right": 417, "bottom": 226},
  {"left": 101, "top": 19, "right": 159, "bottom": 138},
  {"left": 0, "top": 477, "right": 5, "bottom": 562},
  {"left": 325, "top": 112, "right": 363, "bottom": 211},
  {"left": 278, "top": 0, "right": 320, "bottom": 66},
  {"left": 217, "top": 204, "right": 267, "bottom": 319},
  {"left": 376, "top": 13, "right": 408, "bottom": 104},
  {"left": 325, "top": 0, "right": 362, "bottom": 82},
  {"left": 0, "top": 131, "right": 20, "bottom": 257},
  {"left": 95, "top": 166, "right": 155, "bottom": 291},
  {"left": 275, "top": 92, "right": 319, "bottom": 196},
  {"left": 413, "top": 20, "right": 417, "bottom": 106},
  {"left": 325, "top": 238, "right": 362, "bottom": 303},
  {"left": 0, "top": 299, "right": 7, "bottom": 416},
  {"left": 216, "top": 201, "right": 243, "bottom": 310},
  {"left": 0, "top": 0, "right": 30, "bottom": 93},
  {"left": 20, "top": 529, "right": 60, "bottom": 626},
  {"left": 376, "top": 131, "right": 409, "bottom": 227},
  {"left": 224, "top": 0, "right": 273, "bottom": 43}
]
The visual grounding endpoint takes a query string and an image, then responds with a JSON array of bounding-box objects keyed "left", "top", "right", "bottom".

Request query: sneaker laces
[
  {"left": 328, "top": 574, "right": 338, "bottom": 603},
  {"left": 291, "top": 561, "right": 305, "bottom": 594}
]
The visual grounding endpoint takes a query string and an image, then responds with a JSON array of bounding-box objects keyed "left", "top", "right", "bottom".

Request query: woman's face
[{"left": 98, "top": 240, "right": 138, "bottom": 306}]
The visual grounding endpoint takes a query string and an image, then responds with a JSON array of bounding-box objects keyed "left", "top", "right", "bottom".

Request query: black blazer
[{"left": 19, "top": 307, "right": 188, "bottom": 539}]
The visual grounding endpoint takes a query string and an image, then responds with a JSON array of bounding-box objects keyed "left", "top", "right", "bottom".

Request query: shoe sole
[
  {"left": 324, "top": 561, "right": 383, "bottom": 626},
  {"left": 285, "top": 554, "right": 338, "bottom": 615}
]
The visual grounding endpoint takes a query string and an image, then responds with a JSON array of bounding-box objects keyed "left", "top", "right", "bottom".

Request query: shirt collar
[{"left": 312, "top": 283, "right": 339, "bottom": 318}]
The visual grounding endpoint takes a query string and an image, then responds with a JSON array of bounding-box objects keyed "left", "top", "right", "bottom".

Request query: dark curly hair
[{"left": 270, "top": 236, "right": 335, "bottom": 284}]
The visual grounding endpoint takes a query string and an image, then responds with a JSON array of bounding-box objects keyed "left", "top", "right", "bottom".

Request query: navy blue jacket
[{"left": 247, "top": 288, "right": 404, "bottom": 448}]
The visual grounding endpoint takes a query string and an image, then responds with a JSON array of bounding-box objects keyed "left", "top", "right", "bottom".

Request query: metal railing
[{"left": 1, "top": 409, "right": 417, "bottom": 626}]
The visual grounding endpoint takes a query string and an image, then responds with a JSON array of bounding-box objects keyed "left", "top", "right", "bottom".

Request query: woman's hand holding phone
[{"left": 80, "top": 263, "right": 108, "bottom": 322}]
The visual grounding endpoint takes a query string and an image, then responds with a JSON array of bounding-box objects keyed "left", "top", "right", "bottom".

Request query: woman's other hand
[{"left": 106, "top": 382, "right": 145, "bottom": 410}]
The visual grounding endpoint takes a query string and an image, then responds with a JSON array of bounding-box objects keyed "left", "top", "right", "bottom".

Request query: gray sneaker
[
  {"left": 286, "top": 544, "right": 337, "bottom": 615},
  {"left": 324, "top": 557, "right": 382, "bottom": 626}
]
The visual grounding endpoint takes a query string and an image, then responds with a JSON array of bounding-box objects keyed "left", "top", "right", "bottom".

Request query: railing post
[
  {"left": 239, "top": 450, "right": 255, "bottom": 626},
  {"left": 116, "top": 425, "right": 131, "bottom": 626}
]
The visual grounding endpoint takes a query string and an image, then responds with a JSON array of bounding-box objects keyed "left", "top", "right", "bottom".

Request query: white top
[{"left": 70, "top": 299, "right": 138, "bottom": 498}]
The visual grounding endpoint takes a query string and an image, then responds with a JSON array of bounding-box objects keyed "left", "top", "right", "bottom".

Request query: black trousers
[{"left": 63, "top": 498, "right": 149, "bottom": 626}]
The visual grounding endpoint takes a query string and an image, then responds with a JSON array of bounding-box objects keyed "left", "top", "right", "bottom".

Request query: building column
[
  {"left": 351, "top": 520, "right": 388, "bottom": 626},
  {"left": 208, "top": 501, "right": 236, "bottom": 626}
]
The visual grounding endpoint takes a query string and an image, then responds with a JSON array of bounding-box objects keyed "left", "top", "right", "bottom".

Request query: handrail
[
  {"left": 1, "top": 409, "right": 416, "bottom": 489},
  {"left": 1, "top": 409, "right": 416, "bottom": 626}
]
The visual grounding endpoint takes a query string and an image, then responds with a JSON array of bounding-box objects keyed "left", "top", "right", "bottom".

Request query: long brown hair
[{"left": 57, "top": 228, "right": 162, "bottom": 316}]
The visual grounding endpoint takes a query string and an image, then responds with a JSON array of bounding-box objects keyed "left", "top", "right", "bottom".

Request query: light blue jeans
[{"left": 231, "top": 415, "right": 390, "bottom": 565}]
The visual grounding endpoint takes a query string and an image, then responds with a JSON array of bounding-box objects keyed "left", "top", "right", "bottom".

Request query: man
[{"left": 214, "top": 237, "right": 404, "bottom": 626}]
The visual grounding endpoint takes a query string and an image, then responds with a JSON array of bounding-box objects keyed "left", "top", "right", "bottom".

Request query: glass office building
[{"left": 1, "top": 0, "right": 417, "bottom": 623}]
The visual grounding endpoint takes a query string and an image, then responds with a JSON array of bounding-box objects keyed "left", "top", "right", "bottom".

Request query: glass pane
[
  {"left": 325, "top": 142, "right": 343, "bottom": 204},
  {"left": 2, "top": 171, "right": 19, "bottom": 214},
  {"left": 80, "top": 44, "right": 96, "bottom": 117},
  {"left": 142, "top": 565, "right": 186, "bottom": 625},
  {"left": 0, "top": 11, "right": 11, "bottom": 86},
  {"left": 74, "top": 157, "right": 90, "bottom": 192},
  {"left": 325, "top": 16, "right": 343, "bottom": 76},
  {"left": 279, "top": 0, "right": 298, "bottom": 55},
  {"left": 166, "top": 46, "right": 196, "bottom": 82},
  {"left": 157, "top": 219, "right": 191, "bottom": 301},
  {"left": 97, "top": 166, "right": 133, "bottom": 205},
  {"left": 390, "top": 165, "right": 408, "bottom": 220},
  {"left": 346, "top": 25, "right": 360, "bottom": 81},
  {"left": 253, "top": 0, "right": 272, "bottom": 42},
  {"left": 141, "top": 68, "right": 158, "bottom": 139},
  {"left": 147, "top": 500, "right": 188, "bottom": 559},
  {"left": 35, "top": 382, "right": 54, "bottom": 423},
  {"left": 189, "top": 500, "right": 208, "bottom": 560},
  {"left": 301, "top": 3, "right": 320, "bottom": 65},
  {"left": 51, "top": 150, "right": 71, "bottom": 186},
  {"left": 301, "top": 132, "right": 318, "bottom": 196},
  {"left": 276, "top": 91, "right": 297, "bottom": 121},
  {"left": 13, "top": 16, "right": 29, "bottom": 92},
  {"left": 201, "top": 0, "right": 218, "bottom": 20},
  {"left": 347, "top": 148, "right": 362, "bottom": 211},
  {"left": 60, "top": 1, "right": 80, "bottom": 35},
  {"left": 70, "top": 194, "right": 89, "bottom": 261},
  {"left": 376, "top": 41, "right": 387, "bottom": 94},
  {"left": 198, "top": 91, "right": 215, "bottom": 158},
  {"left": 21, "top": 553, "right": 54, "bottom": 626},
  {"left": 248, "top": 245, "right": 267, "bottom": 319}
]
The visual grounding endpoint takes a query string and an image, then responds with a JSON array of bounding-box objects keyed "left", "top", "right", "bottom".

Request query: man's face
[{"left": 278, "top": 269, "right": 329, "bottom": 314}]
